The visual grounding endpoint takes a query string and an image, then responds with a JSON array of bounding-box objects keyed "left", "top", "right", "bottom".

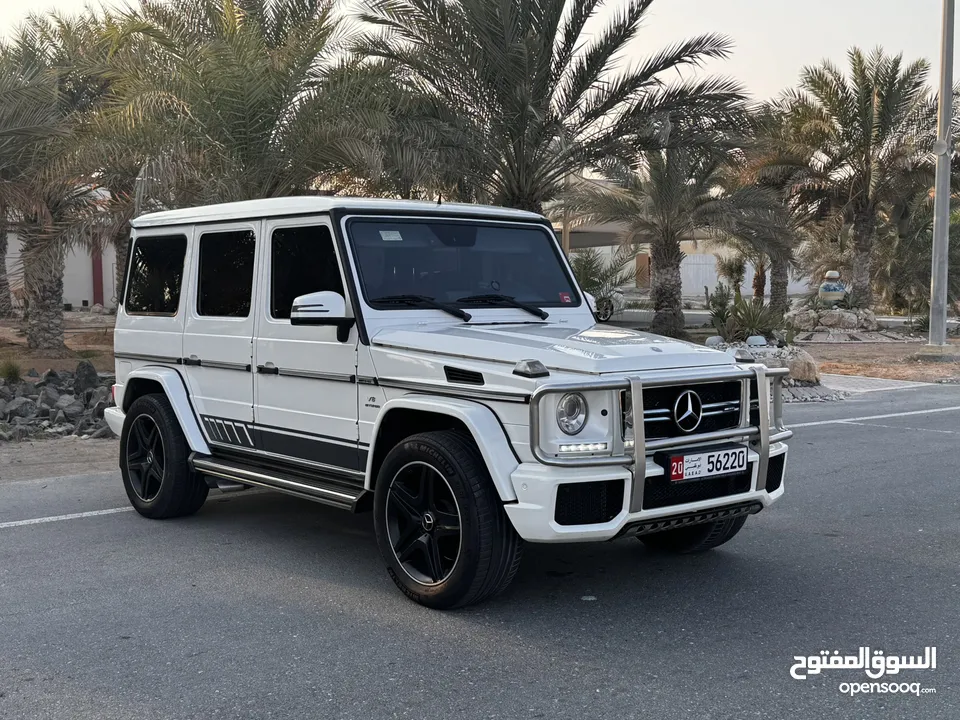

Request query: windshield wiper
[
  {"left": 369, "top": 294, "right": 472, "bottom": 322},
  {"left": 457, "top": 294, "right": 549, "bottom": 320}
]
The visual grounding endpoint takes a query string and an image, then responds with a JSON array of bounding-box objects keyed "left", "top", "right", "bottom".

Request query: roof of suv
[{"left": 130, "top": 196, "right": 545, "bottom": 228}]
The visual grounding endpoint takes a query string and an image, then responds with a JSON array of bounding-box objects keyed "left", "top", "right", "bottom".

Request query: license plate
[{"left": 668, "top": 446, "right": 747, "bottom": 482}]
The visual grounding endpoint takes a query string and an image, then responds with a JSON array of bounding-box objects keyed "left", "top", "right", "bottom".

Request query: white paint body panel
[
  {"left": 114, "top": 367, "right": 211, "bottom": 455},
  {"left": 365, "top": 396, "right": 520, "bottom": 501},
  {"left": 182, "top": 221, "right": 258, "bottom": 429}
]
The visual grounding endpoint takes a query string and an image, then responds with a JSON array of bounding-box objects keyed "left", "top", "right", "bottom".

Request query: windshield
[{"left": 347, "top": 217, "right": 581, "bottom": 310}]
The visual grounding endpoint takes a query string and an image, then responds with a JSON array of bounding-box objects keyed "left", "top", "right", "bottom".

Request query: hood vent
[{"left": 444, "top": 366, "right": 485, "bottom": 386}]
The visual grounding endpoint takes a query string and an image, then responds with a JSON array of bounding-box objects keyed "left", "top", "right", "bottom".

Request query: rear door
[
  {"left": 252, "top": 216, "right": 361, "bottom": 474},
  {"left": 181, "top": 222, "right": 259, "bottom": 449}
]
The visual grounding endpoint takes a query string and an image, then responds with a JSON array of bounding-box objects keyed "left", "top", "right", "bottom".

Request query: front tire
[
  {"left": 639, "top": 516, "right": 747, "bottom": 553},
  {"left": 120, "top": 394, "right": 208, "bottom": 519},
  {"left": 373, "top": 430, "right": 523, "bottom": 609}
]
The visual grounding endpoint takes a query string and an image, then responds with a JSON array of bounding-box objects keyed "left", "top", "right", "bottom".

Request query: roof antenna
[{"left": 437, "top": 193, "right": 442, "bottom": 206}]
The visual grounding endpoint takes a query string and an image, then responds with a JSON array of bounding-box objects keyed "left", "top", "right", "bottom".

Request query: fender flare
[
  {"left": 122, "top": 366, "right": 211, "bottom": 455},
  {"left": 365, "top": 396, "right": 520, "bottom": 502}
]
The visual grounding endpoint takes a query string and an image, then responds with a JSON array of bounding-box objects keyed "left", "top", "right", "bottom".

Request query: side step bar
[{"left": 190, "top": 454, "right": 369, "bottom": 512}]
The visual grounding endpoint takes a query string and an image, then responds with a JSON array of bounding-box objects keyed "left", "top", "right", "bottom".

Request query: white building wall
[
  {"left": 580, "top": 245, "right": 810, "bottom": 298},
  {"left": 4, "top": 232, "right": 118, "bottom": 310}
]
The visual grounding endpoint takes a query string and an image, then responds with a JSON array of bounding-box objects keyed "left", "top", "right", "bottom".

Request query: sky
[{"left": 0, "top": 0, "right": 950, "bottom": 101}]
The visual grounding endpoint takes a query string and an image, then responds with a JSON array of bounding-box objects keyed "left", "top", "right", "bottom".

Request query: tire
[
  {"left": 595, "top": 297, "right": 614, "bottom": 322},
  {"left": 373, "top": 430, "right": 523, "bottom": 609},
  {"left": 639, "top": 515, "right": 747, "bottom": 554},
  {"left": 120, "top": 393, "right": 208, "bottom": 519}
]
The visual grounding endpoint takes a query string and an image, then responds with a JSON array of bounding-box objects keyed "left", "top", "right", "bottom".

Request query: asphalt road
[{"left": 1, "top": 386, "right": 958, "bottom": 719}]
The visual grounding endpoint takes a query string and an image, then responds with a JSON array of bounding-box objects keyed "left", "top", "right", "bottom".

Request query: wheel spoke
[
  {"left": 423, "top": 536, "right": 444, "bottom": 582},
  {"left": 147, "top": 463, "right": 163, "bottom": 486},
  {"left": 133, "top": 421, "right": 149, "bottom": 450},
  {"left": 389, "top": 483, "right": 422, "bottom": 523},
  {"left": 432, "top": 508, "right": 460, "bottom": 538},
  {"left": 395, "top": 530, "right": 425, "bottom": 564}
]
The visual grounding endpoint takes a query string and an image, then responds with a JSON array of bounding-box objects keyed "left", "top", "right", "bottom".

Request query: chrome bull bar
[{"left": 529, "top": 365, "right": 793, "bottom": 483}]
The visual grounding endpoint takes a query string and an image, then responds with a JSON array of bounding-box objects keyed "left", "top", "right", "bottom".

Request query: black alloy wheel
[
  {"left": 386, "top": 461, "right": 462, "bottom": 585},
  {"left": 125, "top": 414, "right": 165, "bottom": 502}
]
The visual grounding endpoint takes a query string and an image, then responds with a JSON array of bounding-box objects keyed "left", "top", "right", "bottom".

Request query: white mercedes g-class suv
[{"left": 106, "top": 197, "right": 791, "bottom": 608}]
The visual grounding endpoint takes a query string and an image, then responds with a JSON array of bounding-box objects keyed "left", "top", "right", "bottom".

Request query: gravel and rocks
[
  {"left": 0, "top": 360, "right": 117, "bottom": 442},
  {"left": 706, "top": 341, "right": 845, "bottom": 402}
]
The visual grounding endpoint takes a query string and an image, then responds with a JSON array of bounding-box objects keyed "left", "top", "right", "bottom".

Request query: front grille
[
  {"left": 555, "top": 479, "right": 624, "bottom": 526},
  {"left": 765, "top": 452, "right": 786, "bottom": 492},
  {"left": 643, "top": 467, "right": 752, "bottom": 509},
  {"left": 623, "top": 381, "right": 743, "bottom": 441}
]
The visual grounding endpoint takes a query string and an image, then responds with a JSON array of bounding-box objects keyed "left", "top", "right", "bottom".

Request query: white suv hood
[{"left": 371, "top": 323, "right": 733, "bottom": 374}]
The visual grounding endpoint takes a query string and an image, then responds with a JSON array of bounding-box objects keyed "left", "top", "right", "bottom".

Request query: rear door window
[{"left": 124, "top": 235, "right": 188, "bottom": 315}]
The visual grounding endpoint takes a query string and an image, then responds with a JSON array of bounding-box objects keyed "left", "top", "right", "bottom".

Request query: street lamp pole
[{"left": 929, "top": 0, "right": 955, "bottom": 347}]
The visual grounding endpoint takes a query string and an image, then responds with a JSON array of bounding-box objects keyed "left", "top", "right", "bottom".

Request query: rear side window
[
  {"left": 197, "top": 230, "right": 256, "bottom": 317},
  {"left": 270, "top": 225, "right": 344, "bottom": 319},
  {"left": 125, "top": 234, "right": 188, "bottom": 315}
]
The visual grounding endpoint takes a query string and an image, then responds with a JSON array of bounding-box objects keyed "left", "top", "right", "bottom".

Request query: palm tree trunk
[
  {"left": 650, "top": 234, "right": 685, "bottom": 337},
  {"left": 851, "top": 209, "right": 875, "bottom": 308},
  {"left": 770, "top": 256, "right": 790, "bottom": 317},
  {"left": 751, "top": 259, "right": 767, "bottom": 305},
  {"left": 22, "top": 236, "right": 67, "bottom": 354},
  {"left": 0, "top": 211, "right": 13, "bottom": 318}
]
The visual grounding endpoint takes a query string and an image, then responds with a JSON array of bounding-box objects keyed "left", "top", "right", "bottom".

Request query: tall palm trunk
[
  {"left": 0, "top": 209, "right": 12, "bottom": 318},
  {"left": 22, "top": 234, "right": 67, "bottom": 353},
  {"left": 751, "top": 258, "right": 768, "bottom": 305},
  {"left": 770, "top": 256, "right": 790, "bottom": 317},
  {"left": 851, "top": 209, "right": 875, "bottom": 308},
  {"left": 650, "top": 234, "right": 685, "bottom": 337}
]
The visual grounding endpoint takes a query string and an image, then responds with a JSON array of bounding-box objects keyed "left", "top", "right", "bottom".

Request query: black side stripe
[{"left": 255, "top": 428, "right": 366, "bottom": 472}]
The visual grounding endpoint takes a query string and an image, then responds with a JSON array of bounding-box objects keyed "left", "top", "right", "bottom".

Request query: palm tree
[
  {"left": 0, "top": 53, "right": 66, "bottom": 319},
  {"left": 104, "top": 0, "right": 389, "bottom": 205},
  {"left": 558, "top": 149, "right": 793, "bottom": 337},
  {"left": 1, "top": 11, "right": 117, "bottom": 351},
  {"left": 767, "top": 48, "right": 937, "bottom": 308},
  {"left": 356, "top": 0, "right": 747, "bottom": 213}
]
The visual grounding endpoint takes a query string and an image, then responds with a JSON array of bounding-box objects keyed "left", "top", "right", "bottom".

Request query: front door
[
  {"left": 252, "top": 216, "right": 361, "bottom": 475},
  {"left": 182, "top": 222, "right": 258, "bottom": 449}
]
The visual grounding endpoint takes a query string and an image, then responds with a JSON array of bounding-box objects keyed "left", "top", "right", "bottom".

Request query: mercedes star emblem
[{"left": 673, "top": 390, "right": 703, "bottom": 433}]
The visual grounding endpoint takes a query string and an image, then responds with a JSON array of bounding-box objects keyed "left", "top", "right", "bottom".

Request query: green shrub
[
  {"left": 708, "top": 282, "right": 733, "bottom": 327},
  {"left": 713, "top": 298, "right": 783, "bottom": 343},
  {"left": 76, "top": 349, "right": 101, "bottom": 359},
  {"left": 0, "top": 358, "right": 22, "bottom": 384},
  {"left": 910, "top": 314, "right": 930, "bottom": 332}
]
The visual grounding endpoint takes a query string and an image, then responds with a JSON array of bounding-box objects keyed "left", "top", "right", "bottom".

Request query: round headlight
[{"left": 556, "top": 393, "right": 588, "bottom": 435}]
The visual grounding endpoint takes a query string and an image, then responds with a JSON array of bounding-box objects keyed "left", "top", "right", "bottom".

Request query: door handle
[
  {"left": 183, "top": 356, "right": 202, "bottom": 367},
  {"left": 256, "top": 364, "right": 279, "bottom": 375}
]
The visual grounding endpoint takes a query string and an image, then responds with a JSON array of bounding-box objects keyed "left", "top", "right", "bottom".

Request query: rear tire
[
  {"left": 373, "top": 430, "right": 523, "bottom": 609},
  {"left": 639, "top": 516, "right": 747, "bottom": 553},
  {"left": 120, "top": 393, "right": 208, "bottom": 519}
]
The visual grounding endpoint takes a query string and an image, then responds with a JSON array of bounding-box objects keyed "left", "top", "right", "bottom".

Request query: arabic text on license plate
[{"left": 669, "top": 447, "right": 747, "bottom": 482}]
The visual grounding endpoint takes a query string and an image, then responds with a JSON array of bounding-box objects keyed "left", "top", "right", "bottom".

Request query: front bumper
[{"left": 504, "top": 442, "right": 787, "bottom": 542}]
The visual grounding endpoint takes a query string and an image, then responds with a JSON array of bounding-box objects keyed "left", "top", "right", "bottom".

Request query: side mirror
[{"left": 290, "top": 291, "right": 354, "bottom": 342}]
